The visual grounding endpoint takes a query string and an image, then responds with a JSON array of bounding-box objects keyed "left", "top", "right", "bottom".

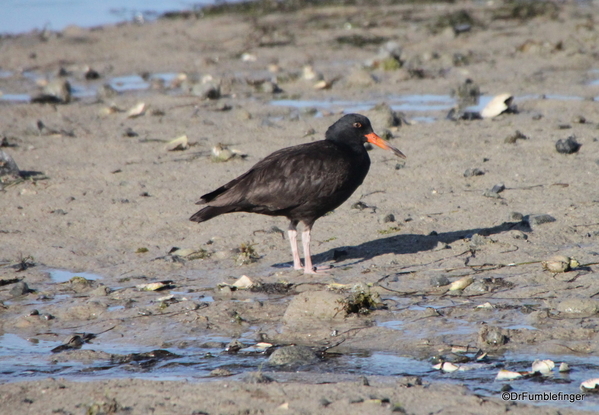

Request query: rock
[
  {"left": 430, "top": 275, "right": 450, "bottom": 287},
  {"left": 526, "top": 213, "right": 556, "bottom": 226},
  {"left": 282, "top": 291, "right": 345, "bottom": 323},
  {"left": 556, "top": 136, "right": 581, "bottom": 154},
  {"left": 508, "top": 212, "right": 524, "bottom": 222},
  {"left": 96, "top": 84, "right": 118, "bottom": 101},
  {"left": 505, "top": 130, "right": 528, "bottom": 144},
  {"left": 556, "top": 299, "right": 599, "bottom": 315},
  {"left": 243, "top": 372, "right": 274, "bottom": 384},
  {"left": 382, "top": 213, "right": 395, "bottom": 223},
  {"left": 479, "top": 325, "right": 507, "bottom": 346},
  {"left": 368, "top": 103, "right": 402, "bottom": 129},
  {"left": 10, "top": 282, "right": 30, "bottom": 297},
  {"left": 463, "top": 168, "right": 484, "bottom": 177},
  {"left": 0, "top": 150, "right": 19, "bottom": 177},
  {"left": 344, "top": 68, "right": 377, "bottom": 87},
  {"left": 191, "top": 81, "right": 221, "bottom": 100},
  {"left": 258, "top": 81, "right": 282, "bottom": 94},
  {"left": 32, "top": 79, "right": 72, "bottom": 104},
  {"left": 483, "top": 183, "right": 505, "bottom": 198},
  {"left": 268, "top": 345, "right": 317, "bottom": 366}
]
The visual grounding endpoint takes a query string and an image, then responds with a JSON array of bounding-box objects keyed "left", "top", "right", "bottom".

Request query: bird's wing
[{"left": 203, "top": 142, "right": 351, "bottom": 211}]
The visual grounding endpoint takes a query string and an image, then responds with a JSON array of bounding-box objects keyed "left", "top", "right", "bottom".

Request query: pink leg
[
  {"left": 301, "top": 227, "right": 316, "bottom": 274},
  {"left": 288, "top": 224, "right": 303, "bottom": 270}
]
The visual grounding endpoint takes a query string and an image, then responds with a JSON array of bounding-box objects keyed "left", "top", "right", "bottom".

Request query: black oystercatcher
[{"left": 190, "top": 113, "right": 406, "bottom": 274}]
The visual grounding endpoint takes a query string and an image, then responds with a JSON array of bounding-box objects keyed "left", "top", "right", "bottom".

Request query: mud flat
[{"left": 1, "top": 1, "right": 599, "bottom": 413}]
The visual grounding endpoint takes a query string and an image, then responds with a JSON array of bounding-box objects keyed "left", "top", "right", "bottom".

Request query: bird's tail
[{"left": 189, "top": 205, "right": 235, "bottom": 223}]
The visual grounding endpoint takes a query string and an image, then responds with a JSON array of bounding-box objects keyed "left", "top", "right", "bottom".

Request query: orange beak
[{"left": 365, "top": 132, "right": 406, "bottom": 159}]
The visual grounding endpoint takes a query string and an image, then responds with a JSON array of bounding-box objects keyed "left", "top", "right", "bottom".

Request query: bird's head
[{"left": 325, "top": 113, "right": 406, "bottom": 158}]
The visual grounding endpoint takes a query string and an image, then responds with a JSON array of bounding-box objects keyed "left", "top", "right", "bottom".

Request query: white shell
[
  {"left": 531, "top": 359, "right": 555, "bottom": 374},
  {"left": 126, "top": 102, "right": 146, "bottom": 118},
  {"left": 580, "top": 378, "right": 599, "bottom": 391},
  {"left": 496, "top": 369, "right": 524, "bottom": 380},
  {"left": 558, "top": 362, "right": 570, "bottom": 372},
  {"left": 232, "top": 275, "right": 253, "bottom": 289},
  {"left": 480, "top": 93, "right": 513, "bottom": 118},
  {"left": 165, "top": 135, "right": 189, "bottom": 151},
  {"left": 449, "top": 276, "right": 474, "bottom": 291}
]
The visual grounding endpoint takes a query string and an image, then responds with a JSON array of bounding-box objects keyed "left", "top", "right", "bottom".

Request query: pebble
[
  {"left": 191, "top": 82, "right": 221, "bottom": 100},
  {"left": 258, "top": 81, "right": 282, "bottom": 94},
  {"left": 463, "top": 168, "right": 484, "bottom": 177},
  {"left": 483, "top": 183, "right": 505, "bottom": 198},
  {"left": 505, "top": 130, "right": 528, "bottom": 144},
  {"left": 433, "top": 241, "right": 449, "bottom": 251},
  {"left": 382, "top": 213, "right": 395, "bottom": 223},
  {"left": 268, "top": 345, "right": 317, "bottom": 366},
  {"left": 556, "top": 299, "right": 599, "bottom": 315},
  {"left": 32, "top": 79, "right": 72, "bottom": 104},
  {"left": 555, "top": 136, "right": 581, "bottom": 154},
  {"left": 243, "top": 372, "right": 274, "bottom": 384},
  {"left": 0, "top": 150, "right": 20, "bottom": 177},
  {"left": 430, "top": 275, "right": 450, "bottom": 287},
  {"left": 508, "top": 211, "right": 524, "bottom": 222},
  {"left": 96, "top": 84, "right": 118, "bottom": 101},
  {"left": 526, "top": 213, "right": 556, "bottom": 226},
  {"left": 10, "top": 282, "right": 30, "bottom": 297},
  {"left": 479, "top": 325, "right": 507, "bottom": 346}
]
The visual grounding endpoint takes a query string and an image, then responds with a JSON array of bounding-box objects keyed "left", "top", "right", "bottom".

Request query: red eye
[{"left": 353, "top": 122, "right": 362, "bottom": 128}]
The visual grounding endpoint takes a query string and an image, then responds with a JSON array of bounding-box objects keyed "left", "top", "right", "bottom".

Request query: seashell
[
  {"left": 542, "top": 255, "right": 572, "bottom": 273},
  {"left": 137, "top": 281, "right": 173, "bottom": 291},
  {"left": 126, "top": 102, "right": 146, "bottom": 118},
  {"left": 232, "top": 275, "right": 253, "bottom": 289},
  {"left": 531, "top": 359, "right": 555, "bottom": 374},
  {"left": 476, "top": 302, "right": 494, "bottom": 310},
  {"left": 580, "top": 378, "right": 599, "bottom": 392},
  {"left": 558, "top": 362, "right": 570, "bottom": 372},
  {"left": 241, "top": 53, "right": 257, "bottom": 62},
  {"left": 441, "top": 362, "right": 460, "bottom": 372},
  {"left": 164, "top": 134, "right": 189, "bottom": 151},
  {"left": 480, "top": 93, "right": 513, "bottom": 118},
  {"left": 302, "top": 65, "right": 323, "bottom": 81},
  {"left": 449, "top": 276, "right": 474, "bottom": 291},
  {"left": 496, "top": 369, "right": 524, "bottom": 381}
]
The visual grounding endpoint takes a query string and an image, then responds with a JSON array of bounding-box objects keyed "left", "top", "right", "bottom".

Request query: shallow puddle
[
  {"left": 47, "top": 269, "right": 103, "bottom": 283},
  {"left": 0, "top": 330, "right": 597, "bottom": 411}
]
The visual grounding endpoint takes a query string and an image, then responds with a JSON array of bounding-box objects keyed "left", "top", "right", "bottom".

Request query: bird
[{"left": 190, "top": 113, "right": 406, "bottom": 274}]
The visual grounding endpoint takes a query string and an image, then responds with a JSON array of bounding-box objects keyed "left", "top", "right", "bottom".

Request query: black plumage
[{"left": 190, "top": 113, "right": 405, "bottom": 273}]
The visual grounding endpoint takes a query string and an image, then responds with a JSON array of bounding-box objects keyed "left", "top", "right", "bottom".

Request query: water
[
  {"left": 0, "top": 332, "right": 597, "bottom": 410},
  {"left": 0, "top": 0, "right": 232, "bottom": 35},
  {"left": 48, "top": 269, "right": 103, "bottom": 283}
]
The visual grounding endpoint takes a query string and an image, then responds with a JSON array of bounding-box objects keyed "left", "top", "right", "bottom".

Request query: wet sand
[{"left": 1, "top": 1, "right": 599, "bottom": 413}]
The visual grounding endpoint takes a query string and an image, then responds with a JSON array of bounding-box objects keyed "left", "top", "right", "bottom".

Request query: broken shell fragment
[
  {"left": 137, "top": 281, "right": 174, "bottom": 291},
  {"left": 580, "top": 378, "right": 599, "bottom": 392},
  {"left": 531, "top": 359, "right": 555, "bottom": 374},
  {"left": 232, "top": 275, "right": 253, "bottom": 289},
  {"left": 126, "top": 102, "right": 146, "bottom": 118},
  {"left": 558, "top": 362, "right": 570, "bottom": 373},
  {"left": 211, "top": 143, "right": 245, "bottom": 162},
  {"left": 440, "top": 362, "right": 460, "bottom": 372},
  {"left": 480, "top": 93, "right": 514, "bottom": 119},
  {"left": 542, "top": 255, "right": 575, "bottom": 273},
  {"left": 165, "top": 134, "right": 189, "bottom": 151},
  {"left": 449, "top": 276, "right": 474, "bottom": 291},
  {"left": 496, "top": 369, "right": 524, "bottom": 381}
]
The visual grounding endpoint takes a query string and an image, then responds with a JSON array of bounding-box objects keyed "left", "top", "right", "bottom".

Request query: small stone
[
  {"left": 209, "top": 368, "right": 233, "bottom": 377},
  {"left": 243, "top": 372, "right": 274, "bottom": 384},
  {"left": 556, "top": 136, "right": 581, "bottom": 154},
  {"left": 527, "top": 213, "right": 556, "bottom": 226},
  {"left": 268, "top": 345, "right": 317, "bottom": 366},
  {"left": 505, "top": 130, "right": 528, "bottom": 144},
  {"left": 557, "top": 299, "right": 599, "bottom": 315},
  {"left": 430, "top": 275, "right": 450, "bottom": 287},
  {"left": 479, "top": 325, "right": 507, "bottom": 346},
  {"left": 10, "top": 282, "right": 30, "bottom": 297},
  {"left": 508, "top": 212, "right": 524, "bottom": 222},
  {"left": 96, "top": 84, "right": 118, "bottom": 100},
  {"left": 191, "top": 82, "right": 221, "bottom": 100},
  {"left": 463, "top": 168, "right": 484, "bottom": 177},
  {"left": 572, "top": 115, "right": 586, "bottom": 124},
  {"left": 0, "top": 150, "right": 19, "bottom": 177},
  {"left": 483, "top": 183, "right": 505, "bottom": 198},
  {"left": 383, "top": 213, "right": 395, "bottom": 223},
  {"left": 470, "top": 233, "right": 488, "bottom": 246},
  {"left": 32, "top": 79, "right": 71, "bottom": 104},
  {"left": 433, "top": 241, "right": 449, "bottom": 251},
  {"left": 258, "top": 81, "right": 282, "bottom": 94},
  {"left": 509, "top": 230, "right": 527, "bottom": 240}
]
